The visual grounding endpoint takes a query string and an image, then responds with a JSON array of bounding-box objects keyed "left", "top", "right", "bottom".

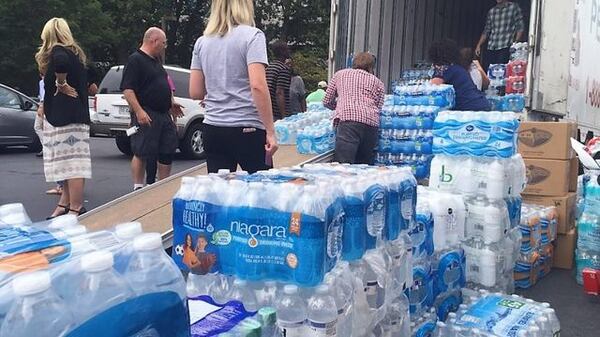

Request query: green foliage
[
  {"left": 0, "top": 0, "right": 329, "bottom": 96},
  {"left": 292, "top": 49, "right": 328, "bottom": 92}
]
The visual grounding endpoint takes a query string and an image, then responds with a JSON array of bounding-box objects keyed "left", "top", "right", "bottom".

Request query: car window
[
  {"left": 0, "top": 87, "right": 21, "bottom": 109},
  {"left": 167, "top": 69, "right": 190, "bottom": 99},
  {"left": 98, "top": 67, "right": 124, "bottom": 94}
]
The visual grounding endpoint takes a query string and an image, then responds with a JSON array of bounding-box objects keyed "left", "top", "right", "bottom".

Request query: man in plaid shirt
[
  {"left": 323, "top": 52, "right": 385, "bottom": 164},
  {"left": 475, "top": 0, "right": 525, "bottom": 70}
]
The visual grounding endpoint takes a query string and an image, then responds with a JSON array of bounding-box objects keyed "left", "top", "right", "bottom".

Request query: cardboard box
[
  {"left": 518, "top": 121, "right": 577, "bottom": 160},
  {"left": 523, "top": 158, "right": 571, "bottom": 196},
  {"left": 522, "top": 192, "right": 577, "bottom": 234},
  {"left": 570, "top": 156, "right": 579, "bottom": 193},
  {"left": 553, "top": 228, "right": 577, "bottom": 269}
]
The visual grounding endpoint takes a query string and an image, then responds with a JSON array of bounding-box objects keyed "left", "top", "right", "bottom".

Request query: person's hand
[
  {"left": 265, "top": 131, "right": 279, "bottom": 156},
  {"left": 54, "top": 82, "right": 78, "bottom": 98},
  {"left": 36, "top": 105, "right": 44, "bottom": 118},
  {"left": 170, "top": 102, "right": 185, "bottom": 119},
  {"left": 475, "top": 45, "right": 482, "bottom": 57},
  {"left": 136, "top": 110, "right": 152, "bottom": 126}
]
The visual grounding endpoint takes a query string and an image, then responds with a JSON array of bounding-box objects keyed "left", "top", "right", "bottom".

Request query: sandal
[
  {"left": 68, "top": 206, "right": 87, "bottom": 216},
  {"left": 46, "top": 204, "right": 70, "bottom": 220}
]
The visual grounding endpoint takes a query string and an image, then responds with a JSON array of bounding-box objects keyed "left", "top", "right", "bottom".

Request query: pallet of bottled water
[
  {"left": 172, "top": 164, "right": 417, "bottom": 287},
  {"left": 514, "top": 205, "right": 558, "bottom": 289},
  {"left": 0, "top": 203, "right": 189, "bottom": 337},
  {"left": 274, "top": 102, "right": 334, "bottom": 151},
  {"left": 432, "top": 290, "right": 560, "bottom": 337},
  {"left": 575, "top": 171, "right": 600, "bottom": 284},
  {"left": 392, "top": 83, "right": 455, "bottom": 108},
  {"left": 433, "top": 111, "right": 520, "bottom": 158},
  {"left": 186, "top": 242, "right": 413, "bottom": 337}
]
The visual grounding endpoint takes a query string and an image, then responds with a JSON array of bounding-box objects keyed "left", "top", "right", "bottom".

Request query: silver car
[{"left": 0, "top": 84, "right": 40, "bottom": 151}]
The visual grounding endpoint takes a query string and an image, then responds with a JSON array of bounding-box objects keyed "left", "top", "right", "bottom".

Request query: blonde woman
[
  {"left": 35, "top": 18, "right": 91, "bottom": 218},
  {"left": 189, "top": 0, "right": 278, "bottom": 174}
]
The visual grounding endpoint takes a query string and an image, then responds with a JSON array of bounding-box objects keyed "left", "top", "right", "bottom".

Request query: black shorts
[
  {"left": 130, "top": 109, "right": 178, "bottom": 159},
  {"left": 201, "top": 124, "right": 271, "bottom": 174}
]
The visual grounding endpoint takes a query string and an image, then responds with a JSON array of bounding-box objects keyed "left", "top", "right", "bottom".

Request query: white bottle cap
[
  {"left": 283, "top": 284, "right": 298, "bottom": 295},
  {"left": 133, "top": 233, "right": 162, "bottom": 251},
  {"left": 13, "top": 271, "right": 52, "bottom": 296},
  {"left": 48, "top": 214, "right": 79, "bottom": 229},
  {"left": 218, "top": 169, "right": 231, "bottom": 175},
  {"left": 115, "top": 222, "right": 143, "bottom": 240},
  {"left": 81, "top": 250, "right": 114, "bottom": 272},
  {"left": 57, "top": 225, "right": 87, "bottom": 238}
]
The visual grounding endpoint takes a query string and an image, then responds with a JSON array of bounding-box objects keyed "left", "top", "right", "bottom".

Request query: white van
[{"left": 92, "top": 65, "right": 205, "bottom": 159}]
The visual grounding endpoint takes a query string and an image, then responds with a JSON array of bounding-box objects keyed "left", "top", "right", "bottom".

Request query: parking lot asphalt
[{"left": 0, "top": 137, "right": 202, "bottom": 221}]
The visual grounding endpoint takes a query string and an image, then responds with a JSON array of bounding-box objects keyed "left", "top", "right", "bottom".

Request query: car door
[{"left": 0, "top": 86, "right": 36, "bottom": 146}]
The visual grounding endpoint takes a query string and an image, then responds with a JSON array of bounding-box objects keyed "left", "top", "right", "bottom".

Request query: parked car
[
  {"left": 0, "top": 84, "right": 40, "bottom": 151},
  {"left": 92, "top": 65, "right": 205, "bottom": 159}
]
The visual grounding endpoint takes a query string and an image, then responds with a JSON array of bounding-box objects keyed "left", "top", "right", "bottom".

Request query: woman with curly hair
[
  {"left": 429, "top": 39, "right": 491, "bottom": 111},
  {"left": 35, "top": 18, "right": 91, "bottom": 218}
]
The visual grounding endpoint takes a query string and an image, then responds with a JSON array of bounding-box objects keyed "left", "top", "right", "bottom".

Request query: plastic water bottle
[
  {"left": 230, "top": 279, "right": 259, "bottom": 312},
  {"left": 0, "top": 203, "right": 31, "bottom": 226},
  {"left": 307, "top": 285, "right": 338, "bottom": 337},
  {"left": 74, "top": 250, "right": 134, "bottom": 321},
  {"left": 276, "top": 285, "right": 307, "bottom": 337},
  {"left": 113, "top": 221, "right": 143, "bottom": 273},
  {"left": 543, "top": 308, "right": 560, "bottom": 336},
  {"left": 258, "top": 307, "right": 278, "bottom": 337},
  {"left": 0, "top": 271, "right": 75, "bottom": 337},
  {"left": 256, "top": 280, "right": 278, "bottom": 308},
  {"left": 125, "top": 233, "right": 186, "bottom": 299}
]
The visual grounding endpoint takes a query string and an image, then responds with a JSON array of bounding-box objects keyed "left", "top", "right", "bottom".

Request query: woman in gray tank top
[{"left": 189, "top": 0, "right": 278, "bottom": 173}]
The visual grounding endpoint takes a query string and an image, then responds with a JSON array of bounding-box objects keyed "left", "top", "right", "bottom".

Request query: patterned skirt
[{"left": 42, "top": 121, "right": 92, "bottom": 182}]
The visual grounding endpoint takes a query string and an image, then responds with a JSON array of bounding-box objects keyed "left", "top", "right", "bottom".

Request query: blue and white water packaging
[
  {"left": 432, "top": 248, "right": 466, "bottom": 297},
  {"left": 432, "top": 111, "right": 519, "bottom": 158},
  {"left": 433, "top": 289, "right": 463, "bottom": 322},
  {"left": 409, "top": 257, "right": 434, "bottom": 315},
  {"left": 424, "top": 188, "right": 467, "bottom": 252}
]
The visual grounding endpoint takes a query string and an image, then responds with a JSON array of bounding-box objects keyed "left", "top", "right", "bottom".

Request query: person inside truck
[
  {"left": 430, "top": 40, "right": 492, "bottom": 111},
  {"left": 323, "top": 52, "right": 385, "bottom": 165},
  {"left": 475, "top": 0, "right": 525, "bottom": 71}
]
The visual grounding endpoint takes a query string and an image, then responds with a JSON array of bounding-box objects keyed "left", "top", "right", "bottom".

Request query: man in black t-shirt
[
  {"left": 120, "top": 27, "right": 184, "bottom": 190},
  {"left": 266, "top": 41, "right": 291, "bottom": 120}
]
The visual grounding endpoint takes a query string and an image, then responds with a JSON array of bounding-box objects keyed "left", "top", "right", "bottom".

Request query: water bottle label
[
  {"left": 456, "top": 295, "right": 542, "bottom": 336},
  {"left": 447, "top": 124, "right": 491, "bottom": 144},
  {"left": 365, "top": 281, "right": 378, "bottom": 296},
  {"left": 308, "top": 319, "right": 337, "bottom": 337}
]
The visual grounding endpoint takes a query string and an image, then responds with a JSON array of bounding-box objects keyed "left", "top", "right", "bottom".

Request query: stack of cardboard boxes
[{"left": 519, "top": 121, "right": 579, "bottom": 270}]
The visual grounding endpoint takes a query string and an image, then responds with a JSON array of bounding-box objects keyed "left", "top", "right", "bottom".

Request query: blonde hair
[
  {"left": 204, "top": 0, "right": 255, "bottom": 37},
  {"left": 35, "top": 18, "right": 87, "bottom": 75}
]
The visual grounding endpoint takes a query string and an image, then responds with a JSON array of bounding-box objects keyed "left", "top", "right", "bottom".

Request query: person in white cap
[{"left": 306, "top": 80, "right": 328, "bottom": 103}]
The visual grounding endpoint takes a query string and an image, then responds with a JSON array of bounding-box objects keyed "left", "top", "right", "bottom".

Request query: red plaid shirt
[{"left": 323, "top": 69, "right": 385, "bottom": 127}]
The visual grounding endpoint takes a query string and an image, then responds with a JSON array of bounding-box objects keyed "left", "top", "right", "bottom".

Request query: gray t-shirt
[{"left": 190, "top": 25, "right": 268, "bottom": 129}]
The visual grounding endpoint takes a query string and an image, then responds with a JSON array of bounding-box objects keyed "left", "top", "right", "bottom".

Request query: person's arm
[
  {"left": 322, "top": 76, "right": 337, "bottom": 110},
  {"left": 249, "top": 63, "right": 278, "bottom": 155},
  {"left": 375, "top": 81, "right": 385, "bottom": 111},
  {"left": 431, "top": 77, "right": 445, "bottom": 85},
  {"left": 276, "top": 67, "right": 291, "bottom": 119},
  {"left": 123, "top": 89, "right": 151, "bottom": 126},
  {"left": 476, "top": 11, "right": 492, "bottom": 57},
  {"left": 53, "top": 48, "right": 77, "bottom": 98},
  {"left": 474, "top": 60, "right": 490, "bottom": 90},
  {"left": 431, "top": 65, "right": 446, "bottom": 85},
  {"left": 189, "top": 70, "right": 207, "bottom": 101},
  {"left": 121, "top": 58, "right": 151, "bottom": 126},
  {"left": 514, "top": 4, "right": 525, "bottom": 42}
]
